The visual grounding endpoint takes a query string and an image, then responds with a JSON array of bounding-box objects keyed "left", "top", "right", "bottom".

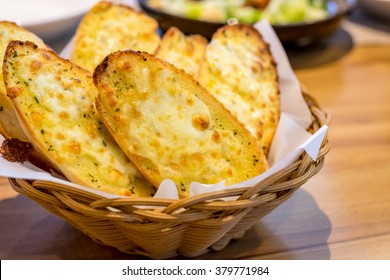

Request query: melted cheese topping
[
  {"left": 125, "top": 75, "right": 237, "bottom": 183},
  {"left": 71, "top": 2, "right": 160, "bottom": 72},
  {"left": 95, "top": 51, "right": 268, "bottom": 198},
  {"left": 204, "top": 39, "right": 275, "bottom": 136},
  {"left": 0, "top": 21, "right": 47, "bottom": 141},
  {"left": 4, "top": 42, "right": 155, "bottom": 197},
  {"left": 135, "top": 88, "right": 213, "bottom": 153},
  {"left": 199, "top": 25, "right": 279, "bottom": 155},
  {"left": 155, "top": 27, "right": 207, "bottom": 77}
]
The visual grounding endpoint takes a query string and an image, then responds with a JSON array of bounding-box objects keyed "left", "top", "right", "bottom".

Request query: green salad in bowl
[
  {"left": 147, "top": 0, "right": 329, "bottom": 24},
  {"left": 140, "top": 0, "right": 354, "bottom": 43}
]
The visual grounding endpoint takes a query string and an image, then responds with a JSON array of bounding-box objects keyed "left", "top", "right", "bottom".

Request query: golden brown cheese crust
[
  {"left": 71, "top": 1, "right": 160, "bottom": 72},
  {"left": 0, "top": 21, "right": 47, "bottom": 141},
  {"left": 3, "top": 41, "right": 155, "bottom": 197},
  {"left": 154, "top": 27, "right": 208, "bottom": 78},
  {"left": 94, "top": 50, "right": 269, "bottom": 198},
  {"left": 198, "top": 24, "right": 280, "bottom": 156}
]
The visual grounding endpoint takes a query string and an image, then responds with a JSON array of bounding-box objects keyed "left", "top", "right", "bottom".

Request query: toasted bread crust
[
  {"left": 198, "top": 24, "right": 280, "bottom": 155},
  {"left": 94, "top": 50, "right": 268, "bottom": 198},
  {"left": 71, "top": 1, "right": 160, "bottom": 72},
  {"left": 0, "top": 21, "right": 47, "bottom": 141},
  {"left": 3, "top": 41, "right": 155, "bottom": 197}
]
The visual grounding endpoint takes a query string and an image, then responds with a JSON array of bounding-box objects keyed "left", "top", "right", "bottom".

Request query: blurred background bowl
[
  {"left": 139, "top": 0, "right": 356, "bottom": 44},
  {"left": 357, "top": 0, "right": 390, "bottom": 20}
]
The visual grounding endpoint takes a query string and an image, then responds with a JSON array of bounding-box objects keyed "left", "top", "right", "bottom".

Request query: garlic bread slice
[
  {"left": 71, "top": 1, "right": 160, "bottom": 72},
  {"left": 154, "top": 27, "right": 208, "bottom": 78},
  {"left": 94, "top": 50, "right": 269, "bottom": 198},
  {"left": 0, "top": 21, "right": 47, "bottom": 141},
  {"left": 198, "top": 24, "right": 280, "bottom": 156},
  {"left": 3, "top": 41, "right": 155, "bottom": 197}
]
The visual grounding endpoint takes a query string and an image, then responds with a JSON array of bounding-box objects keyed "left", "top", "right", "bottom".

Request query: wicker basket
[{"left": 8, "top": 92, "right": 330, "bottom": 259}]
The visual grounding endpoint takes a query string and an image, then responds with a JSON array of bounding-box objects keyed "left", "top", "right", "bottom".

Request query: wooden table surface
[{"left": 1, "top": 7, "right": 390, "bottom": 260}]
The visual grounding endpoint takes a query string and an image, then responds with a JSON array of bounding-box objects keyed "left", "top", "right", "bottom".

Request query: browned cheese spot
[
  {"left": 212, "top": 130, "right": 220, "bottom": 143},
  {"left": 186, "top": 96, "right": 195, "bottom": 106},
  {"left": 31, "top": 111, "right": 43, "bottom": 126},
  {"left": 192, "top": 114, "right": 209, "bottom": 131},
  {"left": 42, "top": 52, "right": 54, "bottom": 61},
  {"left": 251, "top": 61, "right": 263, "bottom": 73},
  {"left": 59, "top": 111, "right": 69, "bottom": 119},
  {"left": 55, "top": 133, "right": 66, "bottom": 140},
  {"left": 67, "top": 140, "right": 81, "bottom": 154},
  {"left": 30, "top": 60, "right": 42, "bottom": 72},
  {"left": 7, "top": 87, "right": 22, "bottom": 99},
  {"left": 121, "top": 61, "right": 132, "bottom": 70}
]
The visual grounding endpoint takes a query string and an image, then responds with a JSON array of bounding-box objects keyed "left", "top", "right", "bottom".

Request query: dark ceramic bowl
[{"left": 139, "top": 0, "right": 356, "bottom": 43}]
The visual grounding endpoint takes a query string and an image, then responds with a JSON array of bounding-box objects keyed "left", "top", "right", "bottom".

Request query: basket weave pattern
[{"left": 9, "top": 93, "right": 330, "bottom": 259}]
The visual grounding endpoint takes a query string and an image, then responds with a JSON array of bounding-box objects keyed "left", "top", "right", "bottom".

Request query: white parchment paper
[{"left": 0, "top": 14, "right": 327, "bottom": 200}]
